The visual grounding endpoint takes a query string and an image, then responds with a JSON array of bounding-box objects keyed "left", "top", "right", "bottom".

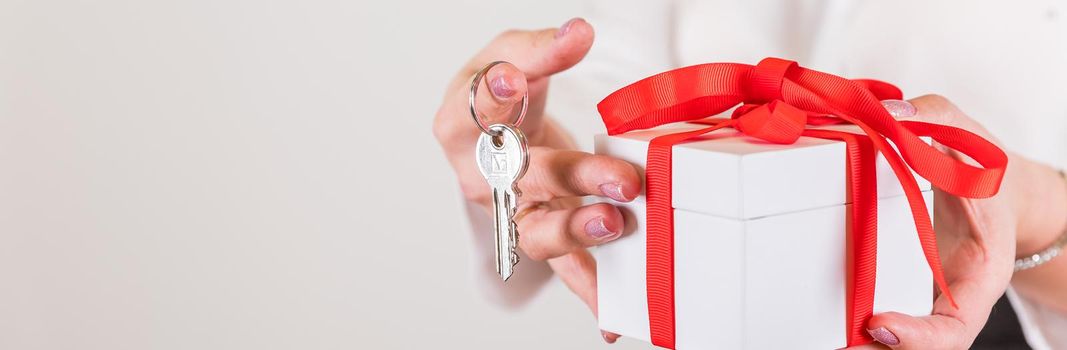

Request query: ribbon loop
[{"left": 747, "top": 57, "right": 798, "bottom": 103}]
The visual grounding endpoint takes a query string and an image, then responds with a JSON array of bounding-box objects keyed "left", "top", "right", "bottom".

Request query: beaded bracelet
[{"left": 1014, "top": 169, "right": 1067, "bottom": 271}]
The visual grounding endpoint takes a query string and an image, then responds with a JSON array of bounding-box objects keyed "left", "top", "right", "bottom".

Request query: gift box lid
[{"left": 595, "top": 123, "right": 932, "bottom": 220}]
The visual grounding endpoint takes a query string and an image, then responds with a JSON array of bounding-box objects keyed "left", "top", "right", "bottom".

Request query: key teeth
[{"left": 511, "top": 221, "right": 520, "bottom": 266}]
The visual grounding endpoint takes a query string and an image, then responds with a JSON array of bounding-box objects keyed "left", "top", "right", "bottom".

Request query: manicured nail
[
  {"left": 599, "top": 183, "right": 629, "bottom": 202},
  {"left": 868, "top": 327, "right": 900, "bottom": 346},
  {"left": 555, "top": 17, "right": 581, "bottom": 39},
  {"left": 585, "top": 217, "right": 619, "bottom": 240},
  {"left": 881, "top": 99, "right": 916, "bottom": 118},
  {"left": 489, "top": 75, "right": 515, "bottom": 99},
  {"left": 601, "top": 330, "right": 618, "bottom": 344}
]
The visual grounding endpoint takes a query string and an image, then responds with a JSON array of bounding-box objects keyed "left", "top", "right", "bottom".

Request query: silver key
[{"left": 475, "top": 123, "right": 529, "bottom": 282}]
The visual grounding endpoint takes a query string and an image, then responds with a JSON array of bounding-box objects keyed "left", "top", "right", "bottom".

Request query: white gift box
[{"left": 594, "top": 123, "right": 934, "bottom": 349}]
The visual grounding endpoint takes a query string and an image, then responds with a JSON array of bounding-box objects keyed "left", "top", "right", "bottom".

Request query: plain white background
[{"left": 0, "top": 0, "right": 646, "bottom": 349}]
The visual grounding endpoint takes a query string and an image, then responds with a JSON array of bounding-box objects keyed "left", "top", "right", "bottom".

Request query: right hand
[{"left": 432, "top": 18, "right": 639, "bottom": 343}]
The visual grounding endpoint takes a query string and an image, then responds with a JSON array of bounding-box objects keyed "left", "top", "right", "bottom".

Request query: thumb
[
  {"left": 865, "top": 312, "right": 974, "bottom": 350},
  {"left": 471, "top": 17, "right": 595, "bottom": 80}
]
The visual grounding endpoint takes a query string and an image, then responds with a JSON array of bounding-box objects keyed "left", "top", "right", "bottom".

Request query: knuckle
[
  {"left": 528, "top": 146, "right": 560, "bottom": 160},
  {"left": 913, "top": 94, "right": 962, "bottom": 124},
  {"left": 432, "top": 108, "right": 458, "bottom": 143},
  {"left": 431, "top": 121, "right": 450, "bottom": 144},
  {"left": 523, "top": 244, "right": 551, "bottom": 261},
  {"left": 459, "top": 179, "right": 490, "bottom": 204},
  {"left": 524, "top": 179, "right": 553, "bottom": 201},
  {"left": 522, "top": 170, "right": 561, "bottom": 201},
  {"left": 461, "top": 190, "right": 488, "bottom": 205},
  {"left": 493, "top": 29, "right": 524, "bottom": 44},
  {"left": 518, "top": 211, "right": 567, "bottom": 261},
  {"left": 523, "top": 148, "right": 570, "bottom": 198},
  {"left": 924, "top": 94, "right": 959, "bottom": 111},
  {"left": 517, "top": 215, "right": 549, "bottom": 261},
  {"left": 919, "top": 93, "right": 951, "bottom": 105}
]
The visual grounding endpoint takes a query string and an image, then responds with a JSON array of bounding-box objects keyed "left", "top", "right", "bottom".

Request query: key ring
[{"left": 469, "top": 61, "right": 528, "bottom": 136}]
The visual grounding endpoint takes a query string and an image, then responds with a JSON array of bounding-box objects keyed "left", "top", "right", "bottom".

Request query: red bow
[{"left": 597, "top": 58, "right": 1008, "bottom": 348}]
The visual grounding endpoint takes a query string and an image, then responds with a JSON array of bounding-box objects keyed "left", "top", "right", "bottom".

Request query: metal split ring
[{"left": 469, "top": 61, "right": 528, "bottom": 136}]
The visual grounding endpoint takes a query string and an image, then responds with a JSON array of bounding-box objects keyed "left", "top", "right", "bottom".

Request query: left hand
[{"left": 848, "top": 95, "right": 1021, "bottom": 350}]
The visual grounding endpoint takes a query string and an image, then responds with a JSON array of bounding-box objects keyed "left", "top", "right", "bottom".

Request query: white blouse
[{"left": 475, "top": 0, "right": 1067, "bottom": 348}]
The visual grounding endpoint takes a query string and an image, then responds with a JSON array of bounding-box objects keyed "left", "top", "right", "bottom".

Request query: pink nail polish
[
  {"left": 868, "top": 327, "right": 900, "bottom": 346},
  {"left": 599, "top": 183, "right": 629, "bottom": 202},
  {"left": 881, "top": 99, "right": 916, "bottom": 118},
  {"left": 555, "top": 17, "right": 580, "bottom": 39},
  {"left": 489, "top": 75, "right": 515, "bottom": 98},
  {"left": 601, "top": 330, "right": 618, "bottom": 344},
  {"left": 585, "top": 217, "right": 620, "bottom": 240}
]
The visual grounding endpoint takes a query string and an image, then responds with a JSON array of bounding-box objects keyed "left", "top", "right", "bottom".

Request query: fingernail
[
  {"left": 599, "top": 183, "right": 630, "bottom": 202},
  {"left": 868, "top": 327, "right": 900, "bottom": 346},
  {"left": 601, "top": 330, "right": 618, "bottom": 344},
  {"left": 555, "top": 17, "right": 580, "bottom": 39},
  {"left": 489, "top": 75, "right": 515, "bottom": 99},
  {"left": 881, "top": 99, "right": 916, "bottom": 118},
  {"left": 585, "top": 217, "right": 619, "bottom": 240}
]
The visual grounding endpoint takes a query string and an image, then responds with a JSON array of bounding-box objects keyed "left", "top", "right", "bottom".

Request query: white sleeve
[
  {"left": 1007, "top": 286, "right": 1067, "bottom": 350},
  {"left": 468, "top": 0, "right": 678, "bottom": 307}
]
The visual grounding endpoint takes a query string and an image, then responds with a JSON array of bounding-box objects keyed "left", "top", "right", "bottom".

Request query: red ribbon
[{"left": 597, "top": 58, "right": 1008, "bottom": 348}]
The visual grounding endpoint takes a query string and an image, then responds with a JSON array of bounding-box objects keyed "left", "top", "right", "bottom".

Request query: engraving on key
[{"left": 475, "top": 123, "right": 528, "bottom": 282}]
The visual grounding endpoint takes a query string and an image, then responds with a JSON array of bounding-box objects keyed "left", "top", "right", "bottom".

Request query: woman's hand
[
  {"left": 432, "top": 18, "right": 637, "bottom": 343},
  {"left": 852, "top": 95, "right": 1067, "bottom": 349}
]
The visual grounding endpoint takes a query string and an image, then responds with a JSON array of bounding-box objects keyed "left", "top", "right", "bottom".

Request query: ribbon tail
[{"left": 831, "top": 115, "right": 958, "bottom": 309}]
